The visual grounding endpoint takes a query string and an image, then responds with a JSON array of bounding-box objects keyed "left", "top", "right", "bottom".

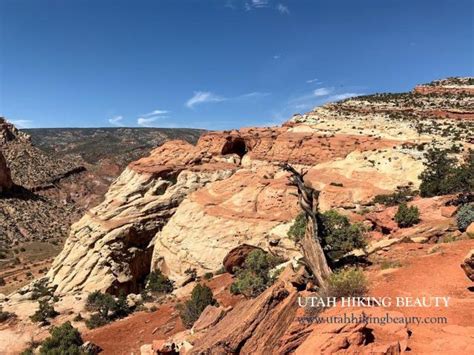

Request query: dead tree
[{"left": 280, "top": 163, "right": 332, "bottom": 287}]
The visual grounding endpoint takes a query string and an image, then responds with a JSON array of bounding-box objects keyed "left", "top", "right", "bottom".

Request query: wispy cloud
[
  {"left": 108, "top": 115, "right": 124, "bottom": 126},
  {"left": 289, "top": 87, "right": 334, "bottom": 103},
  {"left": 10, "top": 119, "right": 33, "bottom": 128},
  {"left": 328, "top": 93, "right": 361, "bottom": 101},
  {"left": 137, "top": 117, "right": 160, "bottom": 127},
  {"left": 273, "top": 54, "right": 281, "bottom": 60},
  {"left": 237, "top": 91, "right": 271, "bottom": 99},
  {"left": 186, "top": 91, "right": 226, "bottom": 108},
  {"left": 143, "top": 109, "right": 169, "bottom": 117},
  {"left": 277, "top": 4, "right": 289, "bottom": 14},
  {"left": 186, "top": 90, "right": 269, "bottom": 108},
  {"left": 313, "top": 87, "right": 334, "bottom": 97},
  {"left": 306, "top": 78, "right": 321, "bottom": 84},
  {"left": 251, "top": 0, "right": 270, "bottom": 8}
]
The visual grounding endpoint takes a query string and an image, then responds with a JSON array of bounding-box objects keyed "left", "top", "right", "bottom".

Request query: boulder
[
  {"left": 223, "top": 244, "right": 263, "bottom": 274},
  {"left": 192, "top": 305, "right": 227, "bottom": 332},
  {"left": 461, "top": 250, "right": 474, "bottom": 282},
  {"left": 441, "top": 205, "right": 458, "bottom": 218},
  {"left": 295, "top": 310, "right": 409, "bottom": 354},
  {"left": 467, "top": 223, "right": 474, "bottom": 239}
]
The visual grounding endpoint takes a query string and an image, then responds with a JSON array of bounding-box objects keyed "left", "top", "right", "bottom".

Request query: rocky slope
[
  {"left": 0, "top": 118, "right": 205, "bottom": 295},
  {"left": 44, "top": 78, "right": 473, "bottom": 296}
]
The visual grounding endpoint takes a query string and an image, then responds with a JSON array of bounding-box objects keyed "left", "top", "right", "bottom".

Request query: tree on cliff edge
[{"left": 280, "top": 163, "right": 332, "bottom": 287}]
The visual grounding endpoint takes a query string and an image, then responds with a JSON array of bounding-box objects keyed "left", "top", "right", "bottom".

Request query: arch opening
[{"left": 221, "top": 137, "right": 248, "bottom": 158}]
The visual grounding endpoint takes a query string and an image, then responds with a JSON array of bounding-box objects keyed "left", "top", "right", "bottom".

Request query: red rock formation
[
  {"left": 189, "top": 266, "right": 302, "bottom": 354},
  {"left": 461, "top": 249, "right": 474, "bottom": 281},
  {"left": 295, "top": 309, "right": 409, "bottom": 354},
  {"left": 222, "top": 244, "right": 263, "bottom": 274},
  {"left": 197, "top": 128, "right": 401, "bottom": 166},
  {"left": 414, "top": 85, "right": 474, "bottom": 96}
]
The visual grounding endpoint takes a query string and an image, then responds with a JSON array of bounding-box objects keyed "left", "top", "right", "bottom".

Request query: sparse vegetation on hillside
[
  {"left": 145, "top": 270, "right": 174, "bottom": 294},
  {"left": 30, "top": 299, "right": 59, "bottom": 324},
  {"left": 372, "top": 185, "right": 416, "bottom": 206},
  {"left": 85, "top": 291, "right": 131, "bottom": 329},
  {"left": 34, "top": 322, "right": 84, "bottom": 355},
  {"left": 419, "top": 148, "right": 473, "bottom": 197},
  {"left": 287, "top": 212, "right": 307, "bottom": 242},
  {"left": 230, "top": 249, "right": 283, "bottom": 298},
  {"left": 394, "top": 203, "right": 420, "bottom": 228},
  {"left": 288, "top": 211, "right": 366, "bottom": 261},
  {"left": 319, "top": 210, "right": 367, "bottom": 261},
  {"left": 327, "top": 267, "right": 368, "bottom": 298},
  {"left": 457, "top": 204, "right": 474, "bottom": 232},
  {"left": 178, "top": 284, "right": 217, "bottom": 328},
  {"left": 0, "top": 308, "right": 16, "bottom": 323}
]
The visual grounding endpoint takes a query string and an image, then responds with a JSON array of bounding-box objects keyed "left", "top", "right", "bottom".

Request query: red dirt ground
[{"left": 367, "top": 239, "right": 474, "bottom": 353}]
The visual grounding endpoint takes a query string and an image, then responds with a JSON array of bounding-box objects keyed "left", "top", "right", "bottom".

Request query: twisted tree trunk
[{"left": 281, "top": 163, "right": 332, "bottom": 287}]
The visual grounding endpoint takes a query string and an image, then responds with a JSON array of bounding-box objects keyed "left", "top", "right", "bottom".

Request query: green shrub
[
  {"left": 287, "top": 212, "right": 307, "bottom": 242},
  {"left": 230, "top": 250, "right": 282, "bottom": 298},
  {"left": 145, "top": 270, "right": 174, "bottom": 294},
  {"left": 85, "top": 313, "right": 109, "bottom": 329},
  {"left": 203, "top": 272, "right": 213, "bottom": 280},
  {"left": 85, "top": 291, "right": 132, "bottom": 329},
  {"left": 419, "top": 148, "right": 473, "bottom": 197},
  {"left": 327, "top": 268, "right": 368, "bottom": 298},
  {"left": 456, "top": 204, "right": 474, "bottom": 231},
  {"left": 320, "top": 210, "right": 367, "bottom": 260},
  {"left": 288, "top": 210, "right": 366, "bottom": 261},
  {"left": 30, "top": 300, "right": 59, "bottom": 324},
  {"left": 39, "top": 321, "right": 84, "bottom": 354},
  {"left": 178, "top": 284, "right": 216, "bottom": 328},
  {"left": 0, "top": 309, "right": 15, "bottom": 323},
  {"left": 31, "top": 279, "right": 55, "bottom": 300},
  {"left": 394, "top": 203, "right": 420, "bottom": 228},
  {"left": 372, "top": 185, "right": 415, "bottom": 206}
]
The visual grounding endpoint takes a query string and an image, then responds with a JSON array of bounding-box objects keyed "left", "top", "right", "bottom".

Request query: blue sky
[{"left": 1, "top": 0, "right": 473, "bottom": 130}]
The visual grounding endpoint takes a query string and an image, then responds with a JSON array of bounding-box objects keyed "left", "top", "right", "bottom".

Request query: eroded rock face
[
  {"left": 190, "top": 266, "right": 301, "bottom": 354},
  {"left": 0, "top": 150, "right": 13, "bottom": 192},
  {"left": 48, "top": 142, "right": 236, "bottom": 295},
  {"left": 295, "top": 309, "right": 409, "bottom": 354},
  {"left": 223, "top": 244, "right": 263, "bottom": 274},
  {"left": 151, "top": 168, "right": 302, "bottom": 281}
]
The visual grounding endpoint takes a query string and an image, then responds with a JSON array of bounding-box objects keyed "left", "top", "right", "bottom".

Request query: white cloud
[
  {"left": 313, "top": 87, "right": 333, "bottom": 97},
  {"left": 328, "top": 93, "right": 361, "bottom": 101},
  {"left": 137, "top": 117, "right": 160, "bottom": 127},
  {"left": 277, "top": 4, "right": 289, "bottom": 14},
  {"left": 273, "top": 54, "right": 281, "bottom": 60},
  {"left": 251, "top": 0, "right": 269, "bottom": 8},
  {"left": 144, "top": 109, "right": 169, "bottom": 117},
  {"left": 108, "top": 115, "right": 124, "bottom": 126},
  {"left": 9, "top": 119, "right": 33, "bottom": 128},
  {"left": 186, "top": 91, "right": 226, "bottom": 108},
  {"left": 306, "top": 78, "right": 320, "bottom": 84},
  {"left": 237, "top": 91, "right": 271, "bottom": 99}
]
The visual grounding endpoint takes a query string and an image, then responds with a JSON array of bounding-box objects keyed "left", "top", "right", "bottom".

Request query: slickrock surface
[{"left": 48, "top": 141, "right": 236, "bottom": 294}]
